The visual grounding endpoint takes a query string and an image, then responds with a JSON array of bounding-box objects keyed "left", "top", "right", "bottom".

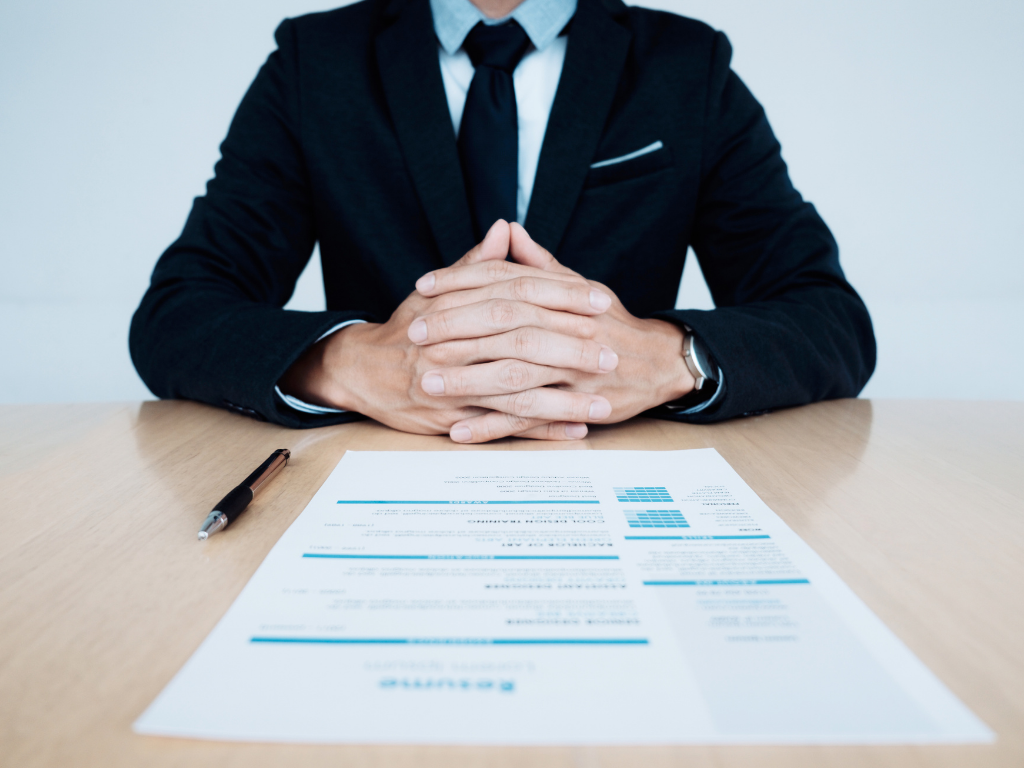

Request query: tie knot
[{"left": 462, "top": 20, "right": 531, "bottom": 73}]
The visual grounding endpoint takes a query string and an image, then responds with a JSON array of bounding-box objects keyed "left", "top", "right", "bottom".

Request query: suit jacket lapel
[
  {"left": 376, "top": 0, "right": 476, "bottom": 266},
  {"left": 524, "top": 0, "right": 632, "bottom": 256}
]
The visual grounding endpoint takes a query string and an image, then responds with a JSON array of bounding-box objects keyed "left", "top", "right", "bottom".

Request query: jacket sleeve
[
  {"left": 650, "top": 31, "right": 876, "bottom": 423},
  {"left": 129, "top": 19, "right": 375, "bottom": 428}
]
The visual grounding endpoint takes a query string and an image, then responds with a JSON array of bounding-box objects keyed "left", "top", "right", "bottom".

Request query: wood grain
[{"left": 1, "top": 399, "right": 1022, "bottom": 767}]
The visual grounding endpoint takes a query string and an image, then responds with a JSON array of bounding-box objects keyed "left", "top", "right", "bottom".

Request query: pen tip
[{"left": 197, "top": 531, "right": 208, "bottom": 541}]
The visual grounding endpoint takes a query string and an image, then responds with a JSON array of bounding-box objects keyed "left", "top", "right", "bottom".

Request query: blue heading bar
[
  {"left": 644, "top": 578, "right": 809, "bottom": 586},
  {"left": 336, "top": 500, "right": 599, "bottom": 504},
  {"left": 303, "top": 554, "right": 619, "bottom": 560},
  {"left": 252, "top": 637, "right": 648, "bottom": 645}
]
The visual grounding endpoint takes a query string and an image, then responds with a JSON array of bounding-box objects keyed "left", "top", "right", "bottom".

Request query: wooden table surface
[{"left": 1, "top": 399, "right": 1023, "bottom": 767}]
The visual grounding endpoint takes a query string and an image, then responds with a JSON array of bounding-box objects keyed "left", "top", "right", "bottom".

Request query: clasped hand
[{"left": 280, "top": 221, "right": 693, "bottom": 442}]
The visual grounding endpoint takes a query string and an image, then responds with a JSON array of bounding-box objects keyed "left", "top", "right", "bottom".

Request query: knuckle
[
  {"left": 509, "top": 276, "right": 535, "bottom": 303},
  {"left": 433, "top": 310, "right": 457, "bottom": 338},
  {"left": 575, "top": 340, "right": 595, "bottom": 370},
  {"left": 512, "top": 327, "right": 538, "bottom": 359},
  {"left": 566, "top": 284, "right": 584, "bottom": 308},
  {"left": 485, "top": 260, "right": 511, "bottom": 281},
  {"left": 504, "top": 413, "right": 533, "bottom": 433},
  {"left": 573, "top": 316, "right": 597, "bottom": 339},
  {"left": 452, "top": 370, "right": 475, "bottom": 397},
  {"left": 525, "top": 421, "right": 554, "bottom": 439},
  {"left": 430, "top": 343, "right": 457, "bottom": 367},
  {"left": 488, "top": 299, "right": 518, "bottom": 329},
  {"left": 470, "top": 422, "right": 494, "bottom": 443},
  {"left": 445, "top": 369, "right": 466, "bottom": 395},
  {"left": 455, "top": 340, "right": 478, "bottom": 366},
  {"left": 499, "top": 361, "right": 532, "bottom": 391},
  {"left": 420, "top": 345, "right": 443, "bottom": 365},
  {"left": 570, "top": 397, "right": 592, "bottom": 422},
  {"left": 546, "top": 422, "right": 566, "bottom": 439},
  {"left": 431, "top": 294, "right": 456, "bottom": 312},
  {"left": 507, "top": 389, "right": 537, "bottom": 416}
]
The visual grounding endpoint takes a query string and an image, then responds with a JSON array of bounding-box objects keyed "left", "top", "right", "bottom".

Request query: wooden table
[{"left": 1, "top": 399, "right": 1022, "bottom": 767}]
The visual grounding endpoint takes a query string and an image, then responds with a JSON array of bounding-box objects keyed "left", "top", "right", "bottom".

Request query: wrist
[
  {"left": 645, "top": 319, "right": 696, "bottom": 405},
  {"left": 322, "top": 322, "right": 384, "bottom": 412},
  {"left": 278, "top": 323, "right": 380, "bottom": 411}
]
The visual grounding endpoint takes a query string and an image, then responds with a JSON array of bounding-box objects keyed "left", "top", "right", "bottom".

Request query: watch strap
[{"left": 665, "top": 325, "right": 720, "bottom": 411}]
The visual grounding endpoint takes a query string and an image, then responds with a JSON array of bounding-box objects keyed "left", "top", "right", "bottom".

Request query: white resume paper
[{"left": 136, "top": 449, "right": 992, "bottom": 744}]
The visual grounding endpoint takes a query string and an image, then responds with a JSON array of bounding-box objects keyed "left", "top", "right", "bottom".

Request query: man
[{"left": 130, "top": 0, "right": 875, "bottom": 443}]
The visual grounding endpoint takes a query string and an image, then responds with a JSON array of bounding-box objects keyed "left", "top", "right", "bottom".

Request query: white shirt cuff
[{"left": 275, "top": 319, "right": 367, "bottom": 415}]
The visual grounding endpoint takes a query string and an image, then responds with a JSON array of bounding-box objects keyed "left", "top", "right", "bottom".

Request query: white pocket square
[{"left": 590, "top": 140, "right": 664, "bottom": 169}]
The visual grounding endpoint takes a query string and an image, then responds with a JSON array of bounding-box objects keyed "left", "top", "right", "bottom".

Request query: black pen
[{"left": 198, "top": 449, "right": 291, "bottom": 540}]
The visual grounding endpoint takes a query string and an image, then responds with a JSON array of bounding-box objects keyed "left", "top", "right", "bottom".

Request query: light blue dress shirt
[{"left": 430, "top": 0, "right": 575, "bottom": 55}]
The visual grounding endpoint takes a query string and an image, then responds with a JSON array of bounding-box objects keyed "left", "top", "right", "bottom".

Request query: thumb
[
  {"left": 508, "top": 222, "right": 579, "bottom": 276},
  {"left": 454, "top": 219, "right": 511, "bottom": 266}
]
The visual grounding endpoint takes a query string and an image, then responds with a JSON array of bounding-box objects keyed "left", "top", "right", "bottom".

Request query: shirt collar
[{"left": 430, "top": 0, "right": 576, "bottom": 56}]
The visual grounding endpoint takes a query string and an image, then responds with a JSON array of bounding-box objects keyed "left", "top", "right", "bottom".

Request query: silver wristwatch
[
  {"left": 683, "top": 324, "right": 716, "bottom": 390},
  {"left": 665, "top": 324, "right": 719, "bottom": 411}
]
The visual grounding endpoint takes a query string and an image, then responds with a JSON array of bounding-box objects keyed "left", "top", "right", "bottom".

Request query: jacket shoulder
[
  {"left": 278, "top": 0, "right": 386, "bottom": 50},
  {"left": 623, "top": 6, "right": 717, "bottom": 40},
  {"left": 618, "top": 5, "right": 723, "bottom": 62}
]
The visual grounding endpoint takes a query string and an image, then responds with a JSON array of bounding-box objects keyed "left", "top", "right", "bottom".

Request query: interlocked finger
[
  {"left": 514, "top": 421, "right": 589, "bottom": 441},
  {"left": 425, "top": 275, "right": 611, "bottom": 316},
  {"left": 472, "top": 387, "right": 612, "bottom": 424},
  {"left": 450, "top": 413, "right": 588, "bottom": 444},
  {"left": 416, "top": 258, "right": 585, "bottom": 297},
  {"left": 421, "top": 360, "right": 568, "bottom": 398},
  {"left": 408, "top": 300, "right": 597, "bottom": 345},
  {"left": 422, "top": 329, "right": 619, "bottom": 373}
]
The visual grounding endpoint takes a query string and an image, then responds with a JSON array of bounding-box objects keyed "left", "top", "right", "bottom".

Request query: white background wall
[{"left": 1, "top": 0, "right": 1021, "bottom": 403}]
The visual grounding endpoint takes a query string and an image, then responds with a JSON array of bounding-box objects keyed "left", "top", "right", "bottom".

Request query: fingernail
[
  {"left": 451, "top": 425, "right": 472, "bottom": 442},
  {"left": 408, "top": 320, "right": 428, "bottom": 343},
  {"left": 566, "top": 423, "right": 588, "bottom": 439},
  {"left": 421, "top": 373, "right": 445, "bottom": 395},
  {"left": 589, "top": 400, "right": 611, "bottom": 420},
  {"left": 598, "top": 346, "right": 619, "bottom": 372},
  {"left": 416, "top": 273, "right": 435, "bottom": 292},
  {"left": 589, "top": 290, "right": 612, "bottom": 311}
]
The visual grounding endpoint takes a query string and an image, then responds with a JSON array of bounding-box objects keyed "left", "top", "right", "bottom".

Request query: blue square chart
[
  {"left": 613, "top": 486, "right": 673, "bottom": 503},
  {"left": 623, "top": 509, "right": 689, "bottom": 528}
]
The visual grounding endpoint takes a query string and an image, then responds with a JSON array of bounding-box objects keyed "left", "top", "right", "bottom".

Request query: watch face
[
  {"left": 689, "top": 335, "right": 714, "bottom": 383},
  {"left": 667, "top": 331, "right": 719, "bottom": 410}
]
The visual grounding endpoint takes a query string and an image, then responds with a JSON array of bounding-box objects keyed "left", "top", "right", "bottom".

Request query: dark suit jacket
[{"left": 130, "top": 0, "right": 875, "bottom": 428}]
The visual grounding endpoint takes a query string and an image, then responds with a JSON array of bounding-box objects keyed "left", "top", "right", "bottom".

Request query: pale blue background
[{"left": 1, "top": 0, "right": 1021, "bottom": 402}]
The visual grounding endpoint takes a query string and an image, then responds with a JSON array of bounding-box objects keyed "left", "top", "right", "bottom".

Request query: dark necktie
[{"left": 457, "top": 21, "right": 531, "bottom": 240}]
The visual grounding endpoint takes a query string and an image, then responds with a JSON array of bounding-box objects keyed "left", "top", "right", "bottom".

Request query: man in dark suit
[{"left": 130, "top": 0, "right": 875, "bottom": 443}]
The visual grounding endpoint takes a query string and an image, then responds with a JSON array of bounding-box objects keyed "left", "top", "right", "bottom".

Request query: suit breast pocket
[{"left": 584, "top": 141, "right": 674, "bottom": 188}]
